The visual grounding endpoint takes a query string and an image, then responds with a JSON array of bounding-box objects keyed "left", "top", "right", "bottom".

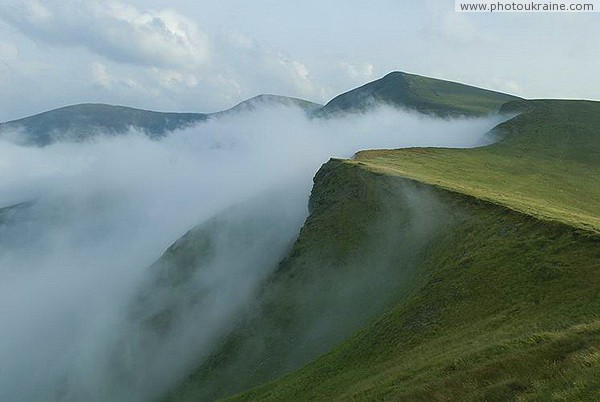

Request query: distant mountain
[
  {"left": 0, "top": 95, "right": 322, "bottom": 146},
  {"left": 316, "top": 71, "right": 521, "bottom": 117},
  {"left": 0, "top": 73, "right": 520, "bottom": 146},
  {"left": 0, "top": 104, "right": 208, "bottom": 146},
  {"left": 214, "top": 94, "right": 321, "bottom": 116},
  {"left": 0, "top": 72, "right": 521, "bottom": 146}
]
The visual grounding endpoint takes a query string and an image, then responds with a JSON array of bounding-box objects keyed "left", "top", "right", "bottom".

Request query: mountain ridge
[
  {"left": 0, "top": 71, "right": 522, "bottom": 146},
  {"left": 0, "top": 95, "right": 322, "bottom": 146}
]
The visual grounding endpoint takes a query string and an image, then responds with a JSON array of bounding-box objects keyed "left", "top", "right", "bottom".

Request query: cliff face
[{"left": 163, "top": 159, "right": 452, "bottom": 401}]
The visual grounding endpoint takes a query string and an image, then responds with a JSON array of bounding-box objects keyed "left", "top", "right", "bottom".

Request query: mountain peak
[
  {"left": 215, "top": 94, "right": 322, "bottom": 115},
  {"left": 318, "top": 71, "right": 520, "bottom": 117}
]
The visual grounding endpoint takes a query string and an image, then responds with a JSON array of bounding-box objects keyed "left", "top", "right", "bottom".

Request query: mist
[{"left": 0, "top": 104, "right": 506, "bottom": 401}]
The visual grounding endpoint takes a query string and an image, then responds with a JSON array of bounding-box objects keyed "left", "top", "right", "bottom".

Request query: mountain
[
  {"left": 214, "top": 94, "right": 321, "bottom": 115},
  {"left": 316, "top": 71, "right": 521, "bottom": 117},
  {"left": 232, "top": 159, "right": 600, "bottom": 401},
  {"left": 355, "top": 99, "right": 600, "bottom": 232},
  {"left": 0, "top": 71, "right": 520, "bottom": 147},
  {"left": 0, "top": 95, "right": 322, "bottom": 146},
  {"left": 0, "top": 104, "right": 208, "bottom": 146}
]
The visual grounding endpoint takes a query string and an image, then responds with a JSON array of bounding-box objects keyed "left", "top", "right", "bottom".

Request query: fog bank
[{"left": 0, "top": 105, "right": 506, "bottom": 401}]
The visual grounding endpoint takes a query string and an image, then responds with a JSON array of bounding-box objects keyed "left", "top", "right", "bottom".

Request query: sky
[{"left": 0, "top": 0, "right": 599, "bottom": 121}]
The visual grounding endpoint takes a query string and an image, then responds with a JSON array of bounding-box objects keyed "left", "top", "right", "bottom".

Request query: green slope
[
  {"left": 163, "top": 162, "right": 447, "bottom": 401},
  {"left": 225, "top": 100, "right": 600, "bottom": 400},
  {"left": 354, "top": 100, "right": 600, "bottom": 233},
  {"left": 230, "top": 163, "right": 600, "bottom": 401},
  {"left": 159, "top": 92, "right": 600, "bottom": 400},
  {"left": 316, "top": 71, "right": 521, "bottom": 117}
]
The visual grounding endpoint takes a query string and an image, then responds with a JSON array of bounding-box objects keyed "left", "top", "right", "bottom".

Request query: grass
[
  {"left": 227, "top": 162, "right": 600, "bottom": 401},
  {"left": 403, "top": 72, "right": 520, "bottom": 115},
  {"left": 165, "top": 162, "right": 444, "bottom": 401},
  {"left": 222, "top": 99, "right": 600, "bottom": 400},
  {"left": 319, "top": 71, "right": 520, "bottom": 117},
  {"left": 355, "top": 100, "right": 600, "bottom": 233}
]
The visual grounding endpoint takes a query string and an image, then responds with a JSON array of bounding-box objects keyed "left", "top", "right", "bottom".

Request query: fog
[{"left": 0, "top": 104, "right": 506, "bottom": 401}]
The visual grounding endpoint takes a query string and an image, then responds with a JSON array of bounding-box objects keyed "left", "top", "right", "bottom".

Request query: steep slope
[
  {"left": 157, "top": 95, "right": 599, "bottom": 400},
  {"left": 231, "top": 160, "right": 600, "bottom": 401},
  {"left": 225, "top": 100, "right": 600, "bottom": 400},
  {"left": 316, "top": 71, "right": 521, "bottom": 117},
  {"left": 153, "top": 163, "right": 449, "bottom": 401}
]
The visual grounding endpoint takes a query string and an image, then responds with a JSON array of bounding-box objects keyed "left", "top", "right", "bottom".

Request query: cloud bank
[
  {"left": 1, "top": 0, "right": 209, "bottom": 69},
  {"left": 0, "top": 105, "right": 506, "bottom": 401}
]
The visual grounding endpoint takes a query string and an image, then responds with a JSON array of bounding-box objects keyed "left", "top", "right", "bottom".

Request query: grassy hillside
[
  {"left": 163, "top": 162, "right": 449, "bottom": 401},
  {"left": 354, "top": 100, "right": 600, "bottom": 232},
  {"left": 316, "top": 71, "right": 521, "bottom": 117},
  {"left": 222, "top": 99, "right": 600, "bottom": 400},
  {"left": 230, "top": 162, "right": 600, "bottom": 401}
]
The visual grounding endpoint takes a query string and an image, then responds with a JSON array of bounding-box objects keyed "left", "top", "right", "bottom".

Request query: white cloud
[
  {"left": 491, "top": 78, "right": 523, "bottom": 96},
  {"left": 274, "top": 55, "right": 315, "bottom": 96},
  {"left": 90, "top": 61, "right": 159, "bottom": 100},
  {"left": 2, "top": 1, "right": 599, "bottom": 122},
  {"left": 1, "top": 2, "right": 332, "bottom": 110},
  {"left": 197, "top": 32, "right": 324, "bottom": 101},
  {"left": 1, "top": 0, "right": 210, "bottom": 69}
]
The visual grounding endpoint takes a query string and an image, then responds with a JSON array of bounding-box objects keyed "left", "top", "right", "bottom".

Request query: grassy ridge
[
  {"left": 228, "top": 161, "right": 600, "bottom": 401},
  {"left": 355, "top": 100, "right": 600, "bottom": 232}
]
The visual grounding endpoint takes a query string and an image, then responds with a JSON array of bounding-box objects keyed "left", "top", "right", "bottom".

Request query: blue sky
[{"left": 0, "top": 0, "right": 598, "bottom": 121}]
